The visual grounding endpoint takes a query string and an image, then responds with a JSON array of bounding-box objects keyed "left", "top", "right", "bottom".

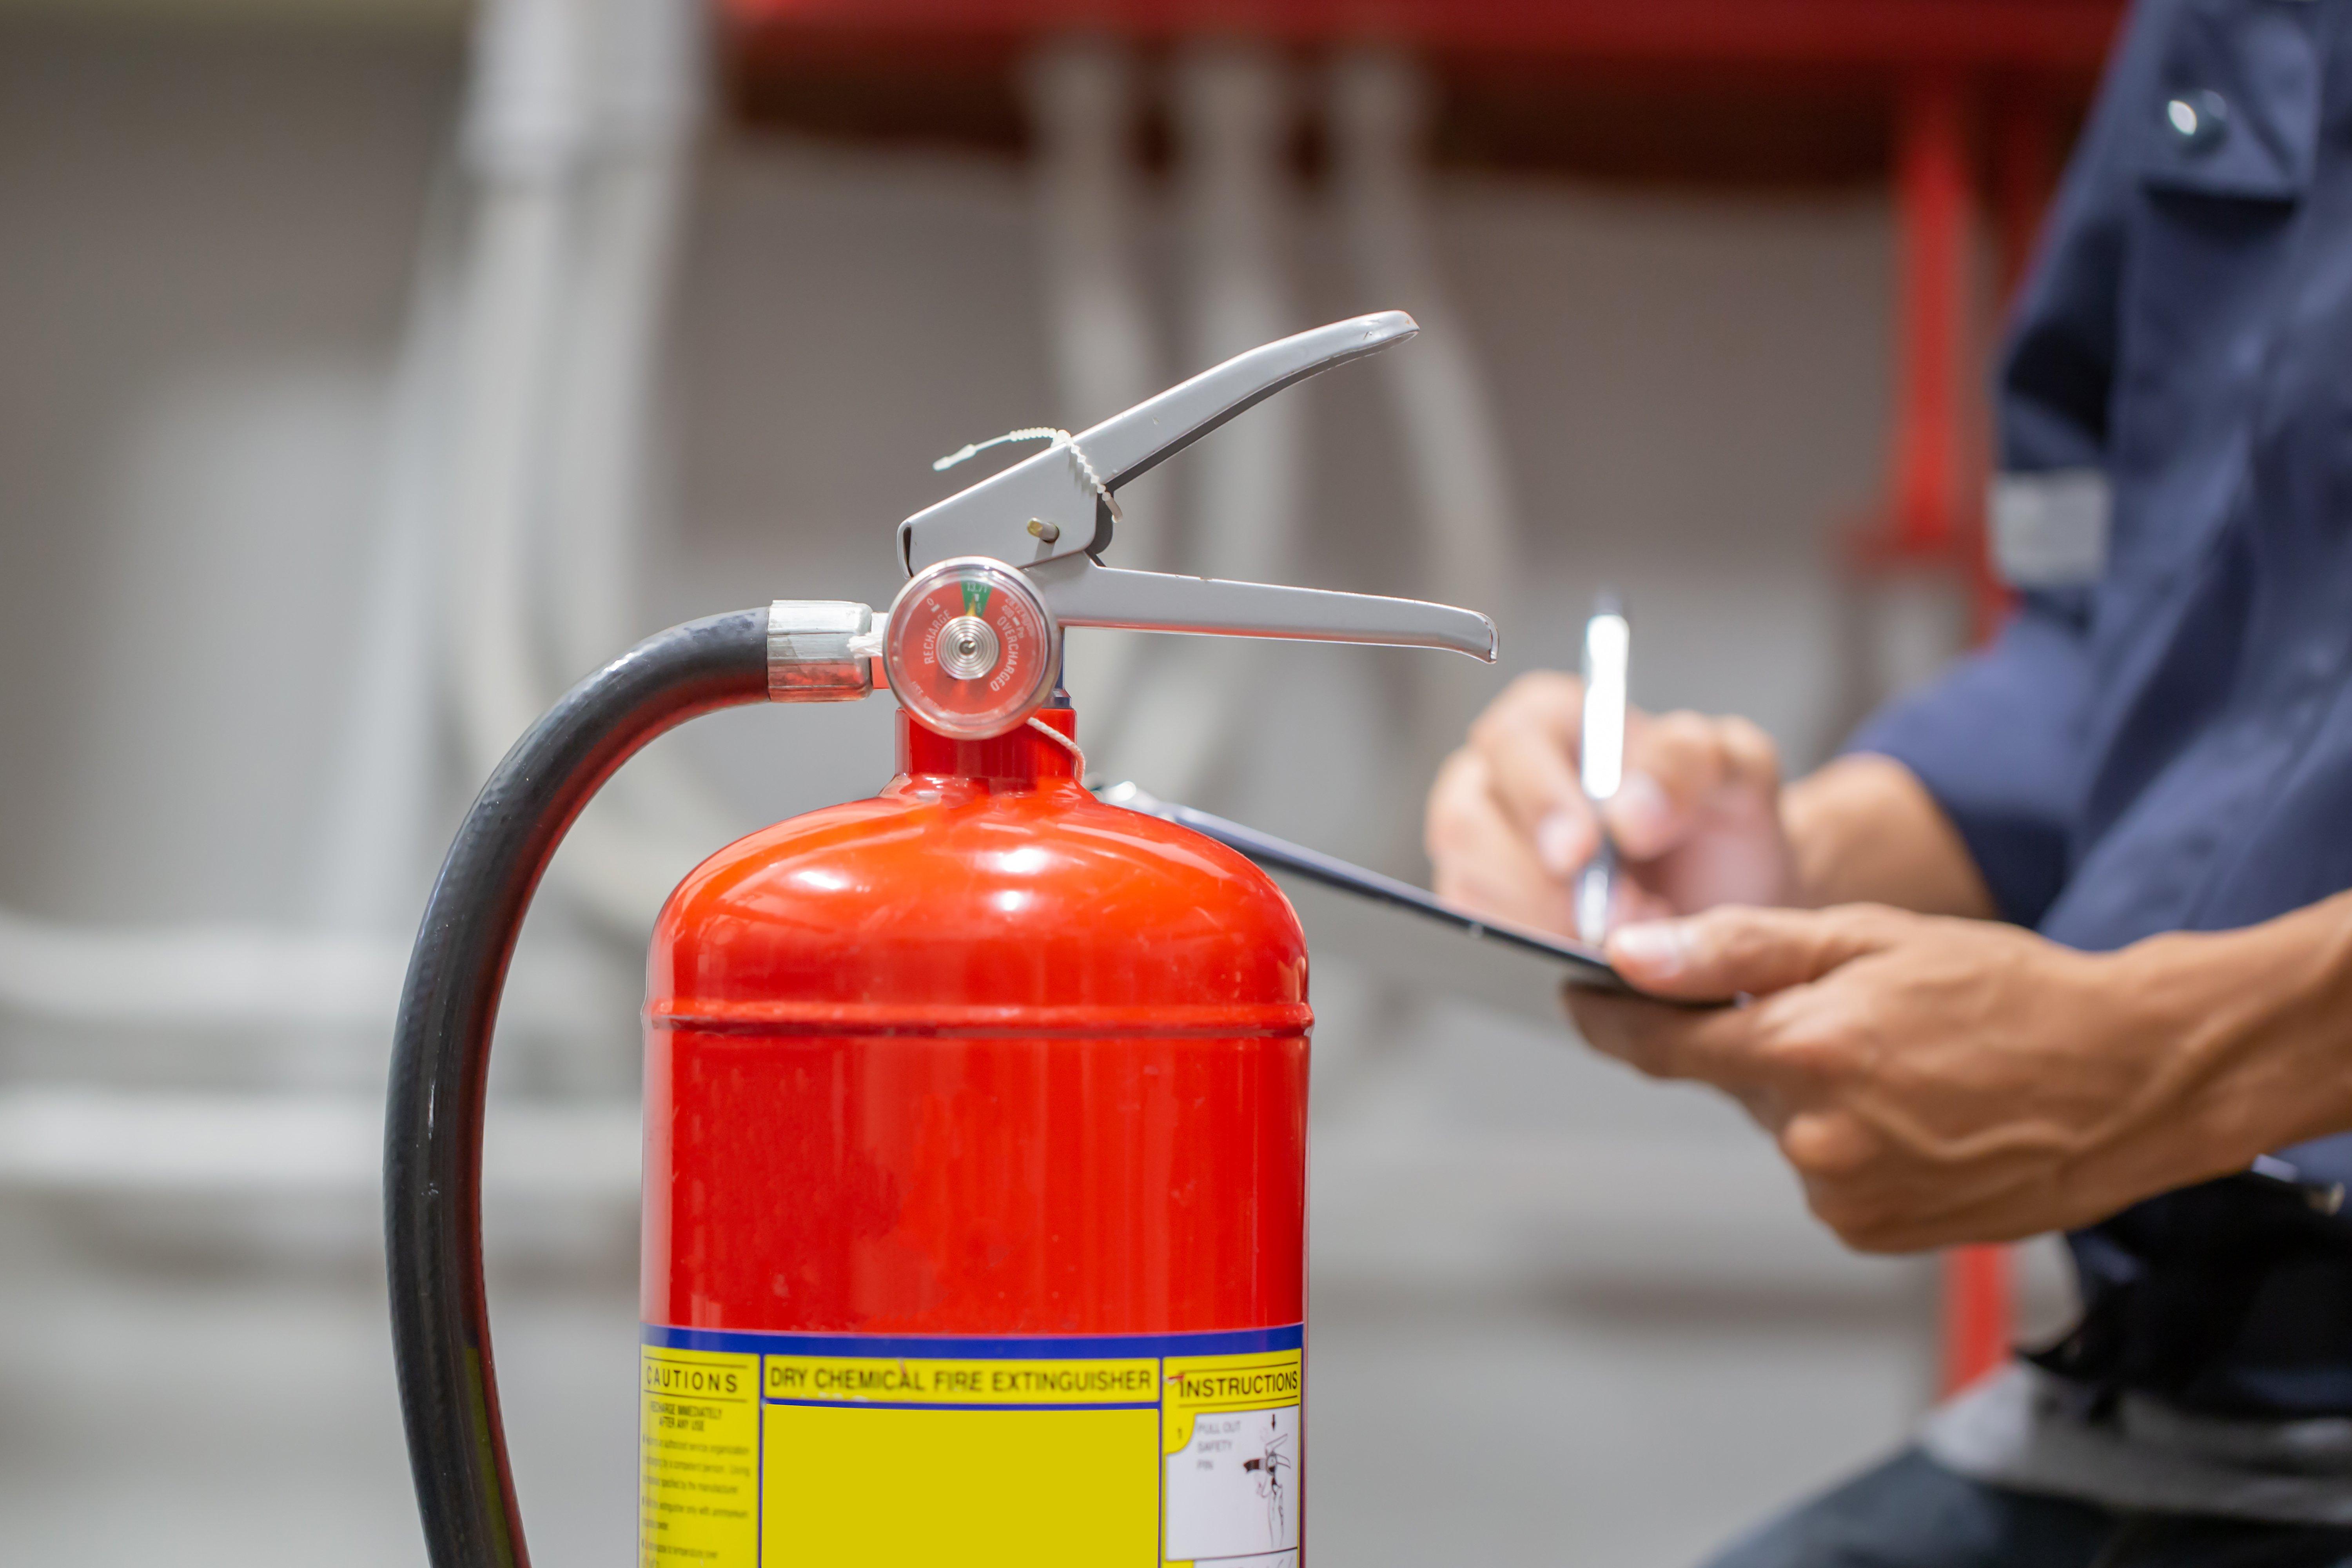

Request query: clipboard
[{"left": 1096, "top": 781, "right": 1637, "bottom": 996}]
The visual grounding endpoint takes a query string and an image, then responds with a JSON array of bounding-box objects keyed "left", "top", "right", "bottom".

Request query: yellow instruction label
[
  {"left": 639, "top": 1327, "right": 1302, "bottom": 1568},
  {"left": 639, "top": 1348, "right": 759, "bottom": 1568},
  {"left": 1162, "top": 1352, "right": 1303, "bottom": 1566}
]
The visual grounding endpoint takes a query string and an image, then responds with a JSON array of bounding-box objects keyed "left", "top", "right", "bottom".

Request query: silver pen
[{"left": 1576, "top": 595, "right": 1629, "bottom": 946}]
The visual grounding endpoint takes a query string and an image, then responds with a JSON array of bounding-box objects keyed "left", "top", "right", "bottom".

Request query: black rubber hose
[{"left": 385, "top": 609, "right": 770, "bottom": 1568}]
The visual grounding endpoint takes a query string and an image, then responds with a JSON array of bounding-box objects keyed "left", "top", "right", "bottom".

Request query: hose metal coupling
[{"left": 766, "top": 600, "right": 879, "bottom": 701}]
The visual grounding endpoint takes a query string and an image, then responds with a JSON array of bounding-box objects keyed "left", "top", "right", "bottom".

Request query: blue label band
[{"left": 642, "top": 1321, "right": 1304, "bottom": 1360}]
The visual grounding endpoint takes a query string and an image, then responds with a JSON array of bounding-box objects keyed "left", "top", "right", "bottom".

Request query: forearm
[
  {"left": 1780, "top": 753, "right": 1996, "bottom": 918},
  {"left": 2119, "top": 889, "right": 2352, "bottom": 1179}
]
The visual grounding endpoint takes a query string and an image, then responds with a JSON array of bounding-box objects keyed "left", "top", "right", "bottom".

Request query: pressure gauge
[{"left": 883, "top": 556, "right": 1058, "bottom": 739}]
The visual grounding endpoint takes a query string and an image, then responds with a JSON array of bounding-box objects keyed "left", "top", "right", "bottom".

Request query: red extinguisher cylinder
[{"left": 639, "top": 709, "right": 1311, "bottom": 1568}]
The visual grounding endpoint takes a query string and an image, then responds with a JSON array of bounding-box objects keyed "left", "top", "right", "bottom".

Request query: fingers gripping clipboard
[{"left": 1096, "top": 782, "right": 1638, "bottom": 997}]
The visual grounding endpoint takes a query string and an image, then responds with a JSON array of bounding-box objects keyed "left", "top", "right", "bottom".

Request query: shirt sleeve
[
  {"left": 1848, "top": 594, "right": 2092, "bottom": 926},
  {"left": 1846, "top": 0, "right": 2171, "bottom": 927}
]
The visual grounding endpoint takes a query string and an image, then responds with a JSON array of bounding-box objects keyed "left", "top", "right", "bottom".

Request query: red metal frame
[
  {"left": 726, "top": 0, "right": 2122, "bottom": 71},
  {"left": 1870, "top": 69, "right": 2068, "bottom": 1392},
  {"left": 1884, "top": 71, "right": 1976, "bottom": 563}
]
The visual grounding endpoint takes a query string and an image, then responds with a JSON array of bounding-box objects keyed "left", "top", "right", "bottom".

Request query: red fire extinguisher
[{"left": 385, "top": 312, "right": 1495, "bottom": 1568}]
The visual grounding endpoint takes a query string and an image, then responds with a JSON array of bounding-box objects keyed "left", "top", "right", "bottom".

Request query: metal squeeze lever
[{"left": 896, "top": 311, "right": 1499, "bottom": 662}]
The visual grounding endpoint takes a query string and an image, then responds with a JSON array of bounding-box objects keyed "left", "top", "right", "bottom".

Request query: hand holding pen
[{"left": 1427, "top": 607, "right": 1798, "bottom": 939}]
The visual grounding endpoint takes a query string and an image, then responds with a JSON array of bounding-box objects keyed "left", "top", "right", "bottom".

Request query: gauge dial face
[{"left": 884, "top": 558, "right": 1057, "bottom": 739}]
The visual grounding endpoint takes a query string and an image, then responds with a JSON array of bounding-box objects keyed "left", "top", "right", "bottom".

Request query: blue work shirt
[{"left": 1854, "top": 0, "right": 2352, "bottom": 1418}]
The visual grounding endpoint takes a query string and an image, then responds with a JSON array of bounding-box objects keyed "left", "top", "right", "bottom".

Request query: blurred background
[{"left": 0, "top": 0, "right": 2122, "bottom": 1562}]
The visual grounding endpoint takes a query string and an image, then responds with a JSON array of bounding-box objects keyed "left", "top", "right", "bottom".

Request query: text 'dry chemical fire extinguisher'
[{"left": 385, "top": 311, "right": 1495, "bottom": 1568}]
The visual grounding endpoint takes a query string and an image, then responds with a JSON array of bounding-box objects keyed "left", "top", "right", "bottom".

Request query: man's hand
[
  {"left": 1568, "top": 904, "right": 2351, "bottom": 1252},
  {"left": 1425, "top": 672, "right": 1796, "bottom": 934}
]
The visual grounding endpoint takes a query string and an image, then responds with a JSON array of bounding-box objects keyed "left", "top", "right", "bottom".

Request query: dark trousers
[{"left": 1703, "top": 1448, "right": 2352, "bottom": 1568}]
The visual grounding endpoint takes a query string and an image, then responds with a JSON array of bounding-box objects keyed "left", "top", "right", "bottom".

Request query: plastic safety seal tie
[
  {"left": 932, "top": 426, "right": 1123, "bottom": 523},
  {"left": 1026, "top": 715, "right": 1089, "bottom": 784}
]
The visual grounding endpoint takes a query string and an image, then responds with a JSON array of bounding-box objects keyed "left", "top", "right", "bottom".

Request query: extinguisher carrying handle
[
  {"left": 385, "top": 607, "right": 779, "bottom": 1568},
  {"left": 895, "top": 310, "right": 1499, "bottom": 664}
]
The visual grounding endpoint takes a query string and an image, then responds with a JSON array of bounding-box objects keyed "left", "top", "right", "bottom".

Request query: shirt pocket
[
  {"left": 2103, "top": 0, "right": 2323, "bottom": 590},
  {"left": 2135, "top": 0, "right": 2321, "bottom": 204}
]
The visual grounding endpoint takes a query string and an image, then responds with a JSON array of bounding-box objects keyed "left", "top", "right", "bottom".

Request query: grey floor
[{"left": 1310, "top": 1284, "right": 1919, "bottom": 1567}]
